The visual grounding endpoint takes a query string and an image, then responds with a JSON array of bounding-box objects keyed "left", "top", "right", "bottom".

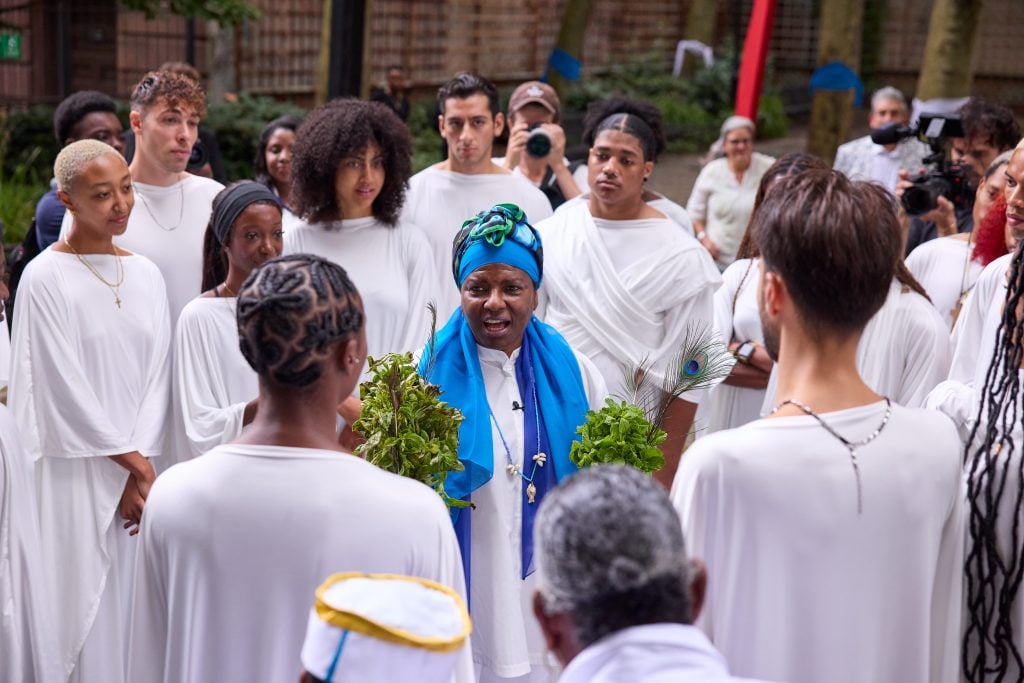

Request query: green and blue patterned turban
[{"left": 451, "top": 203, "right": 543, "bottom": 287}]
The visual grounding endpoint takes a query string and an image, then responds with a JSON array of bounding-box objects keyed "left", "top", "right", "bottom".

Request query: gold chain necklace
[
  {"left": 63, "top": 237, "right": 125, "bottom": 309},
  {"left": 134, "top": 182, "right": 184, "bottom": 231}
]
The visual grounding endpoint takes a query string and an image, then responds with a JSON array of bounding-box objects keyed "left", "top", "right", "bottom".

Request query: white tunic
[
  {"left": 671, "top": 402, "right": 964, "bottom": 683},
  {"left": 0, "top": 403, "right": 61, "bottom": 683},
  {"left": 559, "top": 624, "right": 771, "bottom": 683},
  {"left": 701, "top": 258, "right": 765, "bottom": 433},
  {"left": 402, "top": 167, "right": 554, "bottom": 318},
  {"left": 119, "top": 175, "right": 222, "bottom": 324},
  {"left": 172, "top": 296, "right": 256, "bottom": 463},
  {"left": 284, "top": 216, "right": 440, "bottom": 382},
  {"left": 9, "top": 249, "right": 171, "bottom": 682},
  {"left": 761, "top": 279, "right": 951, "bottom": 413},
  {"left": 685, "top": 153, "right": 775, "bottom": 268},
  {"left": 537, "top": 202, "right": 721, "bottom": 405},
  {"left": 128, "top": 444, "right": 474, "bottom": 683},
  {"left": 906, "top": 235, "right": 983, "bottom": 329},
  {"left": 926, "top": 252, "right": 1013, "bottom": 440},
  {"left": 471, "top": 345, "right": 607, "bottom": 680}
]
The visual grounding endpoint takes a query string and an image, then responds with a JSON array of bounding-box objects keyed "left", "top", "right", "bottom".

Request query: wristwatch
[{"left": 734, "top": 341, "right": 756, "bottom": 364}]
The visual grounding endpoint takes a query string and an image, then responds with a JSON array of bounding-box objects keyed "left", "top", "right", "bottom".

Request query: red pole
[{"left": 734, "top": 0, "right": 777, "bottom": 119}]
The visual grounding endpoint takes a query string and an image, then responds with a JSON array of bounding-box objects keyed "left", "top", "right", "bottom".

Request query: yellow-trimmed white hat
[{"left": 300, "top": 572, "right": 472, "bottom": 682}]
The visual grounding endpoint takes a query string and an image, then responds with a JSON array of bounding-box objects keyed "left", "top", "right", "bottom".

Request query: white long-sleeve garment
[
  {"left": 285, "top": 216, "right": 441, "bottom": 380},
  {"left": 762, "top": 279, "right": 951, "bottom": 413},
  {"left": 671, "top": 402, "right": 964, "bottom": 683},
  {"left": 469, "top": 345, "right": 607, "bottom": 681},
  {"left": 700, "top": 258, "right": 765, "bottom": 434},
  {"left": 926, "top": 252, "right": 1013, "bottom": 439},
  {"left": 402, "top": 166, "right": 553, "bottom": 319},
  {"left": 558, "top": 624, "right": 774, "bottom": 683},
  {"left": 9, "top": 249, "right": 171, "bottom": 682},
  {"left": 536, "top": 202, "right": 721, "bottom": 404},
  {"left": 171, "top": 295, "right": 256, "bottom": 464},
  {"left": 128, "top": 445, "right": 473, "bottom": 683},
  {"left": 0, "top": 403, "right": 61, "bottom": 683}
]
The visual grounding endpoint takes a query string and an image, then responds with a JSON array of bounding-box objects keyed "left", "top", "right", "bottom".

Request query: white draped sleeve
[
  {"left": 10, "top": 255, "right": 170, "bottom": 460},
  {"left": 173, "top": 298, "right": 255, "bottom": 461}
]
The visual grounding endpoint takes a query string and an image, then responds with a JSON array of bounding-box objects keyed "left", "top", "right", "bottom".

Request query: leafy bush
[{"left": 565, "top": 49, "right": 788, "bottom": 153}]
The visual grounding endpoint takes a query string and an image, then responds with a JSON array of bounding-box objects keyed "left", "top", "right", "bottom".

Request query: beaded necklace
[
  {"left": 487, "top": 383, "right": 547, "bottom": 504},
  {"left": 769, "top": 398, "right": 892, "bottom": 514}
]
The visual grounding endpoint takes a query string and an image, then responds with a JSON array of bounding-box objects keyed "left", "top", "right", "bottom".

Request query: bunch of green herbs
[{"left": 354, "top": 352, "right": 469, "bottom": 509}]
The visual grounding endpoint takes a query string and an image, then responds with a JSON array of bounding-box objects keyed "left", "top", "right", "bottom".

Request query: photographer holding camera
[
  {"left": 901, "top": 97, "right": 1019, "bottom": 256},
  {"left": 501, "top": 81, "right": 582, "bottom": 210}
]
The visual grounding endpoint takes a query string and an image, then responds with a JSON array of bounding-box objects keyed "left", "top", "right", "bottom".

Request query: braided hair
[
  {"left": 582, "top": 97, "right": 666, "bottom": 163},
  {"left": 237, "top": 254, "right": 364, "bottom": 388},
  {"left": 963, "top": 241, "right": 1024, "bottom": 682}
]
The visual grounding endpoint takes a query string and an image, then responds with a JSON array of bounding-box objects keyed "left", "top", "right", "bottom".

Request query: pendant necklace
[
  {"left": 134, "top": 182, "right": 184, "bottom": 231},
  {"left": 488, "top": 385, "right": 547, "bottom": 504},
  {"left": 63, "top": 237, "right": 125, "bottom": 309},
  {"left": 770, "top": 398, "right": 892, "bottom": 514}
]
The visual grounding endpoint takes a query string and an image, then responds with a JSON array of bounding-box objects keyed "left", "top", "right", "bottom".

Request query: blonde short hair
[{"left": 54, "top": 139, "right": 125, "bottom": 193}]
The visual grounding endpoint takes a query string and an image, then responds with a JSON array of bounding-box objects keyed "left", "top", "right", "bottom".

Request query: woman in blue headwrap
[{"left": 419, "top": 203, "right": 608, "bottom": 683}]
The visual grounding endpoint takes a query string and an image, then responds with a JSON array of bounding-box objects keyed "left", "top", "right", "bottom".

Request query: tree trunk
[
  {"left": 682, "top": 0, "right": 717, "bottom": 77},
  {"left": 916, "top": 0, "right": 985, "bottom": 100},
  {"left": 548, "top": 0, "right": 594, "bottom": 100},
  {"left": 806, "top": 0, "right": 864, "bottom": 165}
]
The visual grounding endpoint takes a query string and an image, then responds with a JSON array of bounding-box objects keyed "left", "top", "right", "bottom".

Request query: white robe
[
  {"left": 402, "top": 166, "right": 554, "bottom": 318},
  {"left": 537, "top": 202, "right": 721, "bottom": 405},
  {"left": 471, "top": 345, "right": 607, "bottom": 681},
  {"left": 905, "top": 235, "right": 983, "bottom": 330},
  {"left": 0, "top": 403, "right": 61, "bottom": 683},
  {"left": 671, "top": 402, "right": 964, "bottom": 683},
  {"left": 700, "top": 258, "right": 765, "bottom": 434},
  {"left": 128, "top": 444, "right": 474, "bottom": 683},
  {"left": 558, "top": 624, "right": 771, "bottom": 683},
  {"left": 556, "top": 192, "right": 694, "bottom": 233},
  {"left": 58, "top": 174, "right": 223, "bottom": 325},
  {"left": 761, "top": 279, "right": 951, "bottom": 413},
  {"left": 9, "top": 249, "right": 171, "bottom": 682},
  {"left": 171, "top": 296, "right": 256, "bottom": 464},
  {"left": 284, "top": 216, "right": 440, "bottom": 382},
  {"left": 925, "top": 253, "right": 1012, "bottom": 439}
]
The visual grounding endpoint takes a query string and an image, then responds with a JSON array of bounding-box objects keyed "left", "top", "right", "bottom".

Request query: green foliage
[
  {"left": 0, "top": 111, "right": 48, "bottom": 246},
  {"left": 565, "top": 49, "right": 788, "bottom": 153},
  {"left": 406, "top": 101, "right": 443, "bottom": 173},
  {"left": 570, "top": 399, "right": 666, "bottom": 474},
  {"left": 203, "top": 93, "right": 305, "bottom": 181},
  {"left": 354, "top": 353, "right": 469, "bottom": 509},
  {"left": 1, "top": 105, "right": 59, "bottom": 180},
  {"left": 118, "top": 0, "right": 260, "bottom": 26}
]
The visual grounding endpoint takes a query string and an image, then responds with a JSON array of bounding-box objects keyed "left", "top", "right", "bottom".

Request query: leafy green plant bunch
[
  {"left": 353, "top": 352, "right": 469, "bottom": 509},
  {"left": 571, "top": 398, "right": 667, "bottom": 473},
  {"left": 570, "top": 323, "right": 736, "bottom": 474}
]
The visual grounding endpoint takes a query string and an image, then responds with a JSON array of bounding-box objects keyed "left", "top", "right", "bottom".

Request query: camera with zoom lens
[
  {"left": 870, "top": 115, "right": 975, "bottom": 216},
  {"left": 525, "top": 123, "right": 552, "bottom": 159}
]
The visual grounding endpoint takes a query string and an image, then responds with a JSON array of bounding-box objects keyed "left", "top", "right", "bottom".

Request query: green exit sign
[{"left": 0, "top": 32, "right": 21, "bottom": 61}]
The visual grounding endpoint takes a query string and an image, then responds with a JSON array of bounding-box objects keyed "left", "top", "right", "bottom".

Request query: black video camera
[{"left": 870, "top": 115, "right": 975, "bottom": 216}]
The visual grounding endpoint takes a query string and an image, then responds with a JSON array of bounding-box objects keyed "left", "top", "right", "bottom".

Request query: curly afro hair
[
  {"left": 581, "top": 96, "right": 667, "bottom": 162},
  {"left": 291, "top": 99, "right": 412, "bottom": 226},
  {"left": 53, "top": 90, "right": 118, "bottom": 145}
]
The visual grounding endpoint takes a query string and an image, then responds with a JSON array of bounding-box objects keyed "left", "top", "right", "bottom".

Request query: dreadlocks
[
  {"left": 964, "top": 239, "right": 1024, "bottom": 682},
  {"left": 237, "top": 254, "right": 364, "bottom": 388}
]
